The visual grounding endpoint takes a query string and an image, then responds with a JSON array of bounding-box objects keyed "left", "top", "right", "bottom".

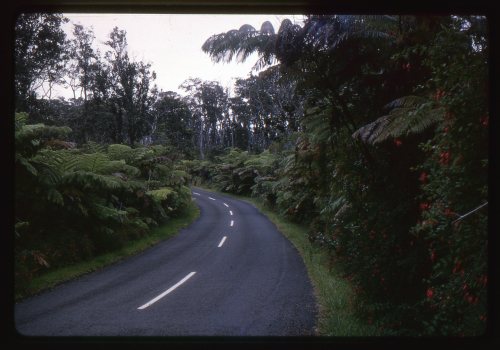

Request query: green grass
[
  {"left": 196, "top": 186, "right": 380, "bottom": 336},
  {"left": 16, "top": 201, "right": 200, "bottom": 301}
]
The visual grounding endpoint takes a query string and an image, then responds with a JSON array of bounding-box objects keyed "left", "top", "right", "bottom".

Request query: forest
[{"left": 14, "top": 14, "right": 488, "bottom": 336}]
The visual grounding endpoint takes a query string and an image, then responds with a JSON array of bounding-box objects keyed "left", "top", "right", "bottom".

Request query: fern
[
  {"left": 353, "top": 95, "right": 444, "bottom": 144},
  {"left": 146, "top": 187, "right": 175, "bottom": 202},
  {"left": 62, "top": 171, "right": 125, "bottom": 192},
  {"left": 92, "top": 203, "right": 127, "bottom": 223},
  {"left": 108, "top": 144, "right": 133, "bottom": 162}
]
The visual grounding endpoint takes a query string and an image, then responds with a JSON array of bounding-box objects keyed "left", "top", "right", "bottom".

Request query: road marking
[
  {"left": 208, "top": 197, "right": 216, "bottom": 201},
  {"left": 218, "top": 236, "right": 227, "bottom": 247},
  {"left": 229, "top": 210, "right": 233, "bottom": 216},
  {"left": 230, "top": 220, "right": 234, "bottom": 227},
  {"left": 137, "top": 272, "right": 196, "bottom": 310},
  {"left": 193, "top": 192, "right": 201, "bottom": 196},
  {"left": 223, "top": 203, "right": 229, "bottom": 207}
]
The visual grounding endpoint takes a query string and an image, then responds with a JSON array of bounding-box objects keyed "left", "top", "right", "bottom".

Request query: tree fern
[
  {"left": 352, "top": 95, "right": 444, "bottom": 144},
  {"left": 61, "top": 171, "right": 125, "bottom": 192}
]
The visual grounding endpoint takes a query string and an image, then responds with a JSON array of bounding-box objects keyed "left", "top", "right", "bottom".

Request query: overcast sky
[{"left": 55, "top": 13, "right": 304, "bottom": 98}]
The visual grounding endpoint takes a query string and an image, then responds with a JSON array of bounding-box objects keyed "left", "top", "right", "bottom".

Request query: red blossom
[
  {"left": 419, "top": 172, "right": 428, "bottom": 183},
  {"left": 466, "top": 294, "right": 478, "bottom": 305},
  {"left": 420, "top": 202, "right": 430, "bottom": 211},
  {"left": 394, "top": 138, "right": 403, "bottom": 147},
  {"left": 480, "top": 314, "right": 487, "bottom": 322},
  {"left": 443, "top": 126, "right": 449, "bottom": 134},
  {"left": 452, "top": 261, "right": 462, "bottom": 274},
  {"left": 439, "top": 151, "right": 450, "bottom": 165},
  {"left": 430, "top": 250, "right": 436, "bottom": 262},
  {"left": 480, "top": 115, "right": 489, "bottom": 127},
  {"left": 434, "top": 89, "right": 445, "bottom": 101},
  {"left": 426, "top": 288, "right": 434, "bottom": 299}
]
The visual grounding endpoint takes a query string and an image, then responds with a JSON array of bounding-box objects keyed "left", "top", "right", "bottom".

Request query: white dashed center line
[
  {"left": 193, "top": 192, "right": 201, "bottom": 196},
  {"left": 218, "top": 236, "right": 227, "bottom": 248},
  {"left": 223, "top": 203, "right": 229, "bottom": 207},
  {"left": 208, "top": 197, "right": 216, "bottom": 201},
  {"left": 137, "top": 272, "right": 196, "bottom": 310},
  {"left": 229, "top": 210, "right": 233, "bottom": 216},
  {"left": 230, "top": 220, "right": 234, "bottom": 227}
]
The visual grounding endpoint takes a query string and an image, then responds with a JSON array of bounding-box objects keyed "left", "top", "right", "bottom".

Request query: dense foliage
[
  {"left": 196, "top": 15, "right": 489, "bottom": 336},
  {"left": 15, "top": 113, "right": 192, "bottom": 292},
  {"left": 15, "top": 14, "right": 488, "bottom": 336}
]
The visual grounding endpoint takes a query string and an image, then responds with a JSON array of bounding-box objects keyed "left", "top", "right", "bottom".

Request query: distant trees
[
  {"left": 14, "top": 15, "right": 302, "bottom": 155},
  {"left": 14, "top": 13, "right": 69, "bottom": 113},
  {"left": 180, "top": 78, "right": 230, "bottom": 159}
]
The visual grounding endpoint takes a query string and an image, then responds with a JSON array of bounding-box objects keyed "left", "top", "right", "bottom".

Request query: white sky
[{"left": 54, "top": 13, "right": 304, "bottom": 98}]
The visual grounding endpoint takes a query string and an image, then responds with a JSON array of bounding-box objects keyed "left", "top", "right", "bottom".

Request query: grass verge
[
  {"left": 196, "top": 186, "right": 379, "bottom": 336},
  {"left": 16, "top": 201, "right": 200, "bottom": 302}
]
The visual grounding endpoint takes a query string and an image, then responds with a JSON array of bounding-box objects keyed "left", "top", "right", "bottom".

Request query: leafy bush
[{"left": 15, "top": 117, "right": 194, "bottom": 294}]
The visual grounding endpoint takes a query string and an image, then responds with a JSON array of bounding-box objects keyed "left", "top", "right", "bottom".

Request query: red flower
[
  {"left": 452, "top": 261, "right": 462, "bottom": 274},
  {"left": 480, "top": 314, "right": 487, "bottom": 322},
  {"left": 419, "top": 172, "right": 428, "bottom": 183},
  {"left": 394, "top": 138, "right": 403, "bottom": 147},
  {"left": 434, "top": 89, "right": 445, "bottom": 101},
  {"left": 430, "top": 250, "right": 436, "bottom": 262},
  {"left": 443, "top": 126, "right": 449, "bottom": 134},
  {"left": 439, "top": 151, "right": 450, "bottom": 165},
  {"left": 480, "top": 115, "right": 489, "bottom": 127},
  {"left": 420, "top": 202, "right": 430, "bottom": 211},
  {"left": 466, "top": 295, "right": 478, "bottom": 305},
  {"left": 426, "top": 288, "right": 434, "bottom": 299}
]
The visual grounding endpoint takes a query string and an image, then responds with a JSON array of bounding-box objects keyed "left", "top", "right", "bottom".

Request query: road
[{"left": 15, "top": 188, "right": 317, "bottom": 336}]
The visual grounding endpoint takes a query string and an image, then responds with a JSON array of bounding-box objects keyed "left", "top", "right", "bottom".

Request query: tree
[
  {"left": 180, "top": 78, "right": 229, "bottom": 159},
  {"left": 150, "top": 91, "right": 194, "bottom": 154},
  {"left": 65, "top": 24, "right": 99, "bottom": 142},
  {"left": 104, "top": 27, "right": 157, "bottom": 145},
  {"left": 15, "top": 13, "right": 69, "bottom": 113}
]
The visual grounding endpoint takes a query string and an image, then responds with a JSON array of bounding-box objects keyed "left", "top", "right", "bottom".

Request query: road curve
[{"left": 15, "top": 187, "right": 317, "bottom": 336}]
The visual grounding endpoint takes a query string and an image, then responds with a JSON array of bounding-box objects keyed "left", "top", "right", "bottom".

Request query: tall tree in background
[
  {"left": 104, "top": 27, "right": 157, "bottom": 145},
  {"left": 232, "top": 67, "right": 304, "bottom": 151},
  {"left": 66, "top": 24, "right": 99, "bottom": 142},
  {"left": 180, "top": 78, "right": 229, "bottom": 159},
  {"left": 149, "top": 91, "right": 194, "bottom": 154},
  {"left": 14, "top": 13, "right": 69, "bottom": 114}
]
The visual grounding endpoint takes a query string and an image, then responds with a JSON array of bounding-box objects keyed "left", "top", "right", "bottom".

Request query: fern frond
[
  {"left": 146, "top": 187, "right": 175, "bottom": 202},
  {"left": 353, "top": 96, "right": 444, "bottom": 144},
  {"left": 62, "top": 171, "right": 125, "bottom": 192}
]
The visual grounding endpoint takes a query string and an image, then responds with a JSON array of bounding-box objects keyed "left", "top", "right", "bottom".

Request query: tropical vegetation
[{"left": 14, "top": 13, "right": 488, "bottom": 336}]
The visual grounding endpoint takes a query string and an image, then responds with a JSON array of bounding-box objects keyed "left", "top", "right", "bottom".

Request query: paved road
[{"left": 15, "top": 188, "right": 317, "bottom": 336}]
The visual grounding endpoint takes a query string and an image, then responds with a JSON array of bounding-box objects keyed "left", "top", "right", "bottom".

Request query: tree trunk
[{"left": 199, "top": 122, "right": 205, "bottom": 160}]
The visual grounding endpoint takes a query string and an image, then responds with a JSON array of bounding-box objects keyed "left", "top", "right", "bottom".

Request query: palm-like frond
[{"left": 352, "top": 95, "right": 444, "bottom": 144}]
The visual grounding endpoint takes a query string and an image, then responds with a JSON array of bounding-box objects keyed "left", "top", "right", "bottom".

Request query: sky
[{"left": 54, "top": 13, "right": 304, "bottom": 99}]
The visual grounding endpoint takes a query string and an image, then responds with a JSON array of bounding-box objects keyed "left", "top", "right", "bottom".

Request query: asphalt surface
[{"left": 15, "top": 187, "right": 317, "bottom": 336}]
